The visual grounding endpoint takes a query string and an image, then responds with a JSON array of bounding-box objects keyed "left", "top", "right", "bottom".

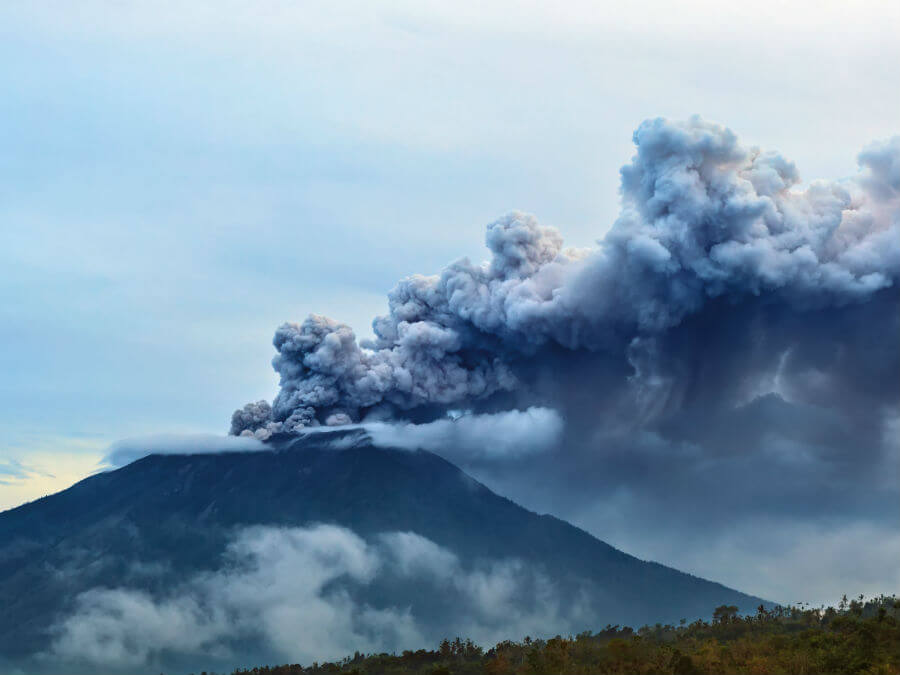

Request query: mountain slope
[{"left": 0, "top": 430, "right": 767, "bottom": 672}]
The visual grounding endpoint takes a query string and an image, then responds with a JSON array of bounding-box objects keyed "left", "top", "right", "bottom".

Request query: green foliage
[{"left": 207, "top": 595, "right": 900, "bottom": 675}]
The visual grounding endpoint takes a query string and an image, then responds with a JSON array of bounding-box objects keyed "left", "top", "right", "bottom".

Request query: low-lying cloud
[
  {"left": 104, "top": 407, "right": 563, "bottom": 469},
  {"left": 363, "top": 407, "right": 564, "bottom": 459},
  {"left": 45, "top": 525, "right": 585, "bottom": 673},
  {"left": 104, "top": 433, "right": 266, "bottom": 467}
]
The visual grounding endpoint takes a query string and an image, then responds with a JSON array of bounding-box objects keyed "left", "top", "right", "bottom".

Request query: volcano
[{"left": 0, "top": 430, "right": 767, "bottom": 673}]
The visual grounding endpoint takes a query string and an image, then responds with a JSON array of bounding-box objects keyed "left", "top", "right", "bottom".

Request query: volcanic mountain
[{"left": 0, "top": 430, "right": 767, "bottom": 674}]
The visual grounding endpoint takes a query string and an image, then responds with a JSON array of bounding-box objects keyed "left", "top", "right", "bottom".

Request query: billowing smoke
[
  {"left": 232, "top": 116, "right": 899, "bottom": 438},
  {"left": 229, "top": 117, "right": 899, "bottom": 604}
]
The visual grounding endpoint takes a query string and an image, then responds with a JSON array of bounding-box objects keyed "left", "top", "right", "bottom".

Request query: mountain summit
[{"left": 0, "top": 430, "right": 767, "bottom": 673}]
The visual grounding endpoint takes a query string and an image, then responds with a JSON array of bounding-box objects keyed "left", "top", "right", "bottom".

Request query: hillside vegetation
[{"left": 219, "top": 596, "right": 900, "bottom": 675}]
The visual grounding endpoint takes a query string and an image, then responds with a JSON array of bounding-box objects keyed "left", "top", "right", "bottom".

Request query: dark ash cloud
[
  {"left": 233, "top": 116, "right": 898, "bottom": 436},
  {"left": 228, "top": 116, "right": 899, "bottom": 604}
]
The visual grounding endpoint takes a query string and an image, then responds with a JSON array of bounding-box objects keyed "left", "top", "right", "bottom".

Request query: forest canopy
[{"left": 194, "top": 595, "right": 900, "bottom": 675}]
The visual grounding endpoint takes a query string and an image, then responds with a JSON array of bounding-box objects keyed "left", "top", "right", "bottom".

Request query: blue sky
[{"left": 1, "top": 1, "right": 899, "bottom": 602}]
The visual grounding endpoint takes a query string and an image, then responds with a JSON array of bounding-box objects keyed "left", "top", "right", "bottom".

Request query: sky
[{"left": 1, "top": 1, "right": 899, "bottom": 606}]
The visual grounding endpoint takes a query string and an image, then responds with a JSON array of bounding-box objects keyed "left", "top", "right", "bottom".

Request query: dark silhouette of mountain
[{"left": 0, "top": 430, "right": 767, "bottom": 672}]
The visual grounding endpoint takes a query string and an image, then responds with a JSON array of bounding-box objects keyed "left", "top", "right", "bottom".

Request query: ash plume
[{"left": 232, "top": 116, "right": 899, "bottom": 439}]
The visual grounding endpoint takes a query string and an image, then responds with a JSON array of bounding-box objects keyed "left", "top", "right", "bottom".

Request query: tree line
[{"left": 187, "top": 594, "right": 899, "bottom": 675}]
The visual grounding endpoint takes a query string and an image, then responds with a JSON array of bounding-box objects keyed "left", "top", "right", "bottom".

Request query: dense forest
[{"left": 186, "top": 595, "right": 900, "bottom": 675}]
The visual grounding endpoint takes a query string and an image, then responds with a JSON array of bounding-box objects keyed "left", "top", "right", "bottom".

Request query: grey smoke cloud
[
  {"left": 232, "top": 116, "right": 899, "bottom": 434},
  {"left": 46, "top": 525, "right": 585, "bottom": 672},
  {"left": 225, "top": 116, "right": 900, "bottom": 604}
]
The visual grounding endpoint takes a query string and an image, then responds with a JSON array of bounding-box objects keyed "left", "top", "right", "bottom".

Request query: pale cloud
[
  {"left": 363, "top": 408, "right": 564, "bottom": 459},
  {"left": 0, "top": 439, "right": 106, "bottom": 512},
  {"left": 103, "top": 433, "right": 266, "bottom": 468},
  {"left": 101, "top": 409, "right": 563, "bottom": 471},
  {"left": 46, "top": 525, "right": 585, "bottom": 672}
]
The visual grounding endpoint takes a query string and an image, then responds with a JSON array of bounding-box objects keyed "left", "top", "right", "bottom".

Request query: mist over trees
[{"left": 215, "top": 596, "right": 900, "bottom": 675}]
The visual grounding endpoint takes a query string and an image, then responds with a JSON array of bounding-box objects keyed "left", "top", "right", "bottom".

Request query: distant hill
[{"left": 0, "top": 430, "right": 767, "bottom": 673}]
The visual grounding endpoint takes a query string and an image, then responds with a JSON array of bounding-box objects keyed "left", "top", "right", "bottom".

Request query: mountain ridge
[{"left": 0, "top": 430, "right": 769, "bottom": 673}]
